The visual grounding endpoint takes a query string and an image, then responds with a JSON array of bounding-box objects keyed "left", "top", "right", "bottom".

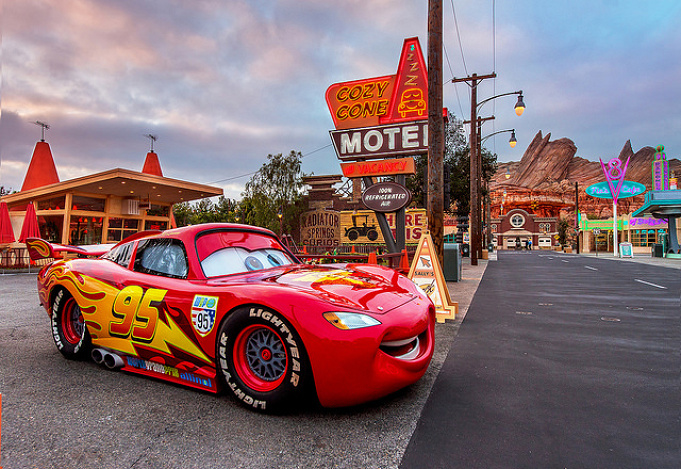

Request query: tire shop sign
[{"left": 362, "top": 181, "right": 412, "bottom": 213}]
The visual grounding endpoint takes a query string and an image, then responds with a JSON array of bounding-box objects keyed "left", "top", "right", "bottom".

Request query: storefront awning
[
  {"left": 632, "top": 190, "right": 681, "bottom": 218},
  {"left": 1, "top": 168, "right": 223, "bottom": 207}
]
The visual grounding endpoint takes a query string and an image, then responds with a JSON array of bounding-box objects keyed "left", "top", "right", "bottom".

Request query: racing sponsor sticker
[{"left": 191, "top": 295, "right": 218, "bottom": 336}]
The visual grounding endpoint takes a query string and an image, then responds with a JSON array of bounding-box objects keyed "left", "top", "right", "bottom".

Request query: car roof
[{"left": 136, "top": 223, "right": 277, "bottom": 243}]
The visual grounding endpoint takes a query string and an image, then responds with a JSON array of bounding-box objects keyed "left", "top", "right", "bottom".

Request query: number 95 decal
[
  {"left": 110, "top": 286, "right": 167, "bottom": 343},
  {"left": 191, "top": 295, "right": 218, "bottom": 337}
]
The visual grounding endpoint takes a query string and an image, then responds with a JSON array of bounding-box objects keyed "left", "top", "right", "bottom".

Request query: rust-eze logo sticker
[{"left": 191, "top": 295, "right": 218, "bottom": 336}]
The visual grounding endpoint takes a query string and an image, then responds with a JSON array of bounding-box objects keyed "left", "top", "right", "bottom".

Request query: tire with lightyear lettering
[
  {"left": 51, "top": 288, "right": 91, "bottom": 360},
  {"left": 216, "top": 306, "right": 312, "bottom": 413}
]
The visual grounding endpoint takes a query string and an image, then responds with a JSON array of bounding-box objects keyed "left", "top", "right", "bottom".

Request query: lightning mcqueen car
[{"left": 27, "top": 223, "right": 435, "bottom": 412}]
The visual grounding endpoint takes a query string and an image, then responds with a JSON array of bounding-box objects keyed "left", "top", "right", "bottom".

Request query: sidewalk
[{"left": 571, "top": 250, "right": 681, "bottom": 269}]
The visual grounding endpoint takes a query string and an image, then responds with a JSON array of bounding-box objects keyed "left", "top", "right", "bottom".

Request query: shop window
[
  {"left": 39, "top": 215, "right": 64, "bottom": 243},
  {"left": 107, "top": 218, "right": 140, "bottom": 242},
  {"left": 510, "top": 214, "right": 525, "bottom": 228},
  {"left": 72, "top": 195, "right": 105, "bottom": 212},
  {"left": 69, "top": 216, "right": 103, "bottom": 245},
  {"left": 631, "top": 229, "right": 660, "bottom": 247},
  {"left": 37, "top": 196, "right": 66, "bottom": 211},
  {"left": 146, "top": 204, "right": 170, "bottom": 217},
  {"left": 144, "top": 220, "right": 168, "bottom": 231}
]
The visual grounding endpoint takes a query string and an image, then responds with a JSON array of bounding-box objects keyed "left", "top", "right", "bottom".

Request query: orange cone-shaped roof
[
  {"left": 21, "top": 141, "right": 60, "bottom": 191},
  {"left": 142, "top": 151, "right": 163, "bottom": 177}
]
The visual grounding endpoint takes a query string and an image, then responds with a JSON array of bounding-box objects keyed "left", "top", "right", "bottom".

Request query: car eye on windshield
[
  {"left": 267, "top": 253, "right": 282, "bottom": 266},
  {"left": 201, "top": 247, "right": 294, "bottom": 278}
]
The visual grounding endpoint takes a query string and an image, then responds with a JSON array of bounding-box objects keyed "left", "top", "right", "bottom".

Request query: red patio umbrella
[
  {"left": 19, "top": 202, "right": 40, "bottom": 243},
  {"left": 0, "top": 201, "right": 16, "bottom": 243}
]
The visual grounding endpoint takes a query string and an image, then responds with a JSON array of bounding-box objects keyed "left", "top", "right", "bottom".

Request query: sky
[{"left": 1, "top": 0, "right": 680, "bottom": 200}]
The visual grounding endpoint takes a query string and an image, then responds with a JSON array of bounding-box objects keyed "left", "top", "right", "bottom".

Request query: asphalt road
[
  {"left": 400, "top": 251, "right": 681, "bottom": 469},
  {"left": 0, "top": 270, "right": 466, "bottom": 469}
]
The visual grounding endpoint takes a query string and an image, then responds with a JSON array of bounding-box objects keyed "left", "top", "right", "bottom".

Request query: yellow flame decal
[{"left": 42, "top": 266, "right": 211, "bottom": 364}]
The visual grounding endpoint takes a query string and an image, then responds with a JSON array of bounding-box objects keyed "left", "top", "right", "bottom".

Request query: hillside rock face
[
  {"left": 491, "top": 131, "right": 680, "bottom": 219},
  {"left": 509, "top": 131, "right": 577, "bottom": 188}
]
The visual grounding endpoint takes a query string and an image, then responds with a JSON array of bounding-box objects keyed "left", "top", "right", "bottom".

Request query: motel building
[{"left": 1, "top": 138, "right": 222, "bottom": 267}]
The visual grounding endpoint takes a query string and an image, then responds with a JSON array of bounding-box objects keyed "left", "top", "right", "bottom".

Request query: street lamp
[
  {"left": 479, "top": 129, "right": 519, "bottom": 250},
  {"left": 514, "top": 93, "right": 525, "bottom": 116},
  {"left": 481, "top": 129, "right": 517, "bottom": 148},
  {"left": 277, "top": 208, "right": 283, "bottom": 235},
  {"left": 452, "top": 73, "right": 526, "bottom": 265}
]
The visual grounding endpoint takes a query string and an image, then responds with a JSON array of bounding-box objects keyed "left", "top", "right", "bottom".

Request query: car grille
[{"left": 379, "top": 334, "right": 422, "bottom": 360}]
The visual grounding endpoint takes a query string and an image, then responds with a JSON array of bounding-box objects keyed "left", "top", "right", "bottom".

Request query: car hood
[
  {"left": 207, "top": 263, "right": 419, "bottom": 313},
  {"left": 270, "top": 263, "right": 418, "bottom": 313}
]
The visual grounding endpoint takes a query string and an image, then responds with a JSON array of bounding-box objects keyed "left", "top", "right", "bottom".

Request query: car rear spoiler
[{"left": 25, "top": 238, "right": 115, "bottom": 261}]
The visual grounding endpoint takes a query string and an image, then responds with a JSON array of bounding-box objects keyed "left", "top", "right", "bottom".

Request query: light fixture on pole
[
  {"left": 277, "top": 208, "right": 283, "bottom": 235},
  {"left": 481, "top": 129, "right": 517, "bottom": 148},
  {"left": 514, "top": 93, "right": 525, "bottom": 116}
]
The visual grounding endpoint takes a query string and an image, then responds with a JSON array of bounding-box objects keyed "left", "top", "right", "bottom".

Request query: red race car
[{"left": 27, "top": 223, "right": 435, "bottom": 412}]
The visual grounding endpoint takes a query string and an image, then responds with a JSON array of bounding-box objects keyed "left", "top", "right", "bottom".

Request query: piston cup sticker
[{"left": 191, "top": 295, "right": 218, "bottom": 336}]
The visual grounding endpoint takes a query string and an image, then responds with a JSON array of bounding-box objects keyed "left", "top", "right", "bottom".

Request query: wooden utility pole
[
  {"left": 452, "top": 73, "right": 496, "bottom": 266},
  {"left": 427, "top": 0, "right": 444, "bottom": 264}
]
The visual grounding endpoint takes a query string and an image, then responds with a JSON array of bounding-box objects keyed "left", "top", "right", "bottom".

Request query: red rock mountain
[{"left": 491, "top": 131, "right": 680, "bottom": 219}]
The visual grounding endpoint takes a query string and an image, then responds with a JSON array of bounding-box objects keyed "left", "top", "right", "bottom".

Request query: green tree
[
  {"left": 408, "top": 112, "right": 497, "bottom": 216},
  {"left": 172, "top": 196, "right": 240, "bottom": 227},
  {"left": 558, "top": 217, "right": 571, "bottom": 246},
  {"left": 0, "top": 186, "right": 16, "bottom": 197},
  {"left": 241, "top": 151, "right": 308, "bottom": 235}
]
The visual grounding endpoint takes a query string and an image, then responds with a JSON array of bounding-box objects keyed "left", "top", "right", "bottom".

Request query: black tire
[
  {"left": 216, "top": 307, "right": 311, "bottom": 412},
  {"left": 347, "top": 229, "right": 359, "bottom": 241},
  {"left": 367, "top": 229, "right": 379, "bottom": 241},
  {"left": 51, "top": 288, "right": 91, "bottom": 360}
]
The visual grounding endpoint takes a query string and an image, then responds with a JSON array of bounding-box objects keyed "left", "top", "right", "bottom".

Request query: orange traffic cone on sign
[
  {"left": 367, "top": 251, "right": 377, "bottom": 264},
  {"left": 351, "top": 245, "right": 356, "bottom": 254},
  {"left": 400, "top": 249, "right": 410, "bottom": 271}
]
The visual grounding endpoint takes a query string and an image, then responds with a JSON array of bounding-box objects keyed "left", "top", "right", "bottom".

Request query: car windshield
[
  {"left": 201, "top": 246, "right": 295, "bottom": 277},
  {"left": 195, "top": 229, "right": 297, "bottom": 278}
]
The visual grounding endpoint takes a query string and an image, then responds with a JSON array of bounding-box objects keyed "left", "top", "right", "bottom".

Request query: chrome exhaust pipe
[
  {"left": 103, "top": 352, "right": 125, "bottom": 369},
  {"left": 91, "top": 348, "right": 106, "bottom": 365}
]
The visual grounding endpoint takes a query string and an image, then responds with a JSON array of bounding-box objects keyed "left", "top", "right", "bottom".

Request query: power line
[
  {"left": 206, "top": 143, "right": 333, "bottom": 185},
  {"left": 444, "top": 43, "right": 466, "bottom": 118},
  {"left": 449, "top": 0, "right": 468, "bottom": 78}
]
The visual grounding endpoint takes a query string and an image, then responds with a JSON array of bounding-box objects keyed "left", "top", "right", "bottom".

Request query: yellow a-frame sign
[{"left": 408, "top": 232, "right": 458, "bottom": 323}]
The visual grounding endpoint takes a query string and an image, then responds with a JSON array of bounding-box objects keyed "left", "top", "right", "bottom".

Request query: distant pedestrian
[{"left": 527, "top": 239, "right": 532, "bottom": 250}]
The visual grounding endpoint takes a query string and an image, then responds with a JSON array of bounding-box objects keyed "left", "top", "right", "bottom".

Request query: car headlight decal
[{"left": 322, "top": 312, "right": 381, "bottom": 330}]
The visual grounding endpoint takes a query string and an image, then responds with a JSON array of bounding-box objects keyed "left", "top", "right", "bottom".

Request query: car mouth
[{"left": 379, "top": 334, "right": 422, "bottom": 360}]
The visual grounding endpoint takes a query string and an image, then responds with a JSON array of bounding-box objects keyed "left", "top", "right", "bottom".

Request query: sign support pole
[
  {"left": 363, "top": 176, "right": 399, "bottom": 253},
  {"left": 396, "top": 174, "right": 406, "bottom": 251},
  {"left": 613, "top": 200, "right": 618, "bottom": 257}
]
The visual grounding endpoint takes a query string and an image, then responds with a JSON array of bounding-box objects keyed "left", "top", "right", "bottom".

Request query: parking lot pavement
[{"left": 0, "top": 262, "right": 483, "bottom": 469}]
